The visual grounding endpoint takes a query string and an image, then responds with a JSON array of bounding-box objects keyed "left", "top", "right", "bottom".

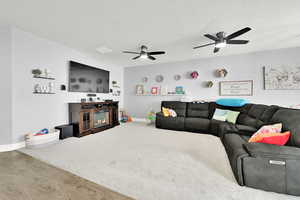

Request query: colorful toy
[
  {"left": 120, "top": 110, "right": 132, "bottom": 123},
  {"left": 147, "top": 109, "right": 156, "bottom": 124},
  {"left": 35, "top": 128, "right": 49, "bottom": 136}
]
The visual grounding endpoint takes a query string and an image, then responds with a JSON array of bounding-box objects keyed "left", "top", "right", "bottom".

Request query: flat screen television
[{"left": 69, "top": 61, "right": 110, "bottom": 93}]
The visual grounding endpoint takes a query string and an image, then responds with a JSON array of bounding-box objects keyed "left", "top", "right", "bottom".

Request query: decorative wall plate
[
  {"left": 142, "top": 77, "right": 148, "bottom": 83},
  {"left": 206, "top": 81, "right": 214, "bottom": 88},
  {"left": 174, "top": 74, "right": 181, "bottom": 81},
  {"left": 190, "top": 71, "right": 199, "bottom": 79},
  {"left": 216, "top": 68, "right": 228, "bottom": 77},
  {"left": 155, "top": 75, "right": 164, "bottom": 83}
]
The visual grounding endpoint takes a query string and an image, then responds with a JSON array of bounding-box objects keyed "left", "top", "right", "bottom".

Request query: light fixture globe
[
  {"left": 215, "top": 41, "right": 227, "bottom": 48},
  {"left": 140, "top": 52, "right": 148, "bottom": 59}
]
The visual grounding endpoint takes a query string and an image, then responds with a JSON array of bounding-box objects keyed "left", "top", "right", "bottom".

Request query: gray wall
[
  {"left": 10, "top": 27, "right": 124, "bottom": 143},
  {"left": 0, "top": 26, "right": 12, "bottom": 145},
  {"left": 124, "top": 47, "right": 300, "bottom": 118}
]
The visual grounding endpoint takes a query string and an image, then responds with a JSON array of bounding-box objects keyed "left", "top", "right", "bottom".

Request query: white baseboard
[
  {"left": 0, "top": 141, "right": 25, "bottom": 152},
  {"left": 132, "top": 118, "right": 147, "bottom": 122}
]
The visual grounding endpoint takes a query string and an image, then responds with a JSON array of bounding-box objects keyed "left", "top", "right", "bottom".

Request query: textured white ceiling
[{"left": 1, "top": 0, "right": 300, "bottom": 67}]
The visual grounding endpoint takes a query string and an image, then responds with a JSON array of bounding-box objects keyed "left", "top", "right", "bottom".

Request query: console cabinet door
[{"left": 79, "top": 111, "right": 93, "bottom": 133}]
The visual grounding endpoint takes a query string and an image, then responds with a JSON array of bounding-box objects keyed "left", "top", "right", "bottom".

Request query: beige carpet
[{"left": 21, "top": 122, "right": 298, "bottom": 200}]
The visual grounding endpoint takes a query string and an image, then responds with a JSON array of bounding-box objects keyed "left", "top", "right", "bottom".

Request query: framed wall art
[
  {"left": 264, "top": 66, "right": 300, "bottom": 90},
  {"left": 219, "top": 80, "right": 253, "bottom": 96},
  {"left": 151, "top": 87, "right": 159, "bottom": 95},
  {"left": 136, "top": 85, "right": 144, "bottom": 95}
]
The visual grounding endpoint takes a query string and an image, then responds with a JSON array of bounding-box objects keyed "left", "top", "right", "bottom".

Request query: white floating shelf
[{"left": 136, "top": 94, "right": 185, "bottom": 96}]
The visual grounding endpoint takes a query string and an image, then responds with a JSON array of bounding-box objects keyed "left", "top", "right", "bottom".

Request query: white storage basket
[{"left": 25, "top": 130, "right": 60, "bottom": 148}]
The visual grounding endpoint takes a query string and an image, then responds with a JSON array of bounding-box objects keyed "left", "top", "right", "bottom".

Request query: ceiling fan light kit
[
  {"left": 123, "top": 45, "right": 166, "bottom": 60},
  {"left": 193, "top": 27, "right": 252, "bottom": 53}
]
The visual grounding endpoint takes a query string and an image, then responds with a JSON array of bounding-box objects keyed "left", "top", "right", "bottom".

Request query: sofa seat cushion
[
  {"left": 210, "top": 120, "right": 257, "bottom": 138},
  {"left": 244, "top": 142, "right": 300, "bottom": 160},
  {"left": 155, "top": 113, "right": 185, "bottom": 131},
  {"left": 222, "top": 134, "right": 250, "bottom": 185},
  {"left": 184, "top": 117, "right": 210, "bottom": 133}
]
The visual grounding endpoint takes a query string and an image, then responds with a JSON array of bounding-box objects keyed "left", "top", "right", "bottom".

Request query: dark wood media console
[{"left": 69, "top": 101, "right": 119, "bottom": 137}]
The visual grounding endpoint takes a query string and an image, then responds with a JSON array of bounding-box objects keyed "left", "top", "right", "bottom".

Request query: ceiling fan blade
[
  {"left": 226, "top": 40, "right": 249, "bottom": 44},
  {"left": 148, "top": 51, "right": 165, "bottom": 55},
  {"left": 148, "top": 55, "right": 156, "bottom": 60},
  {"left": 132, "top": 55, "right": 140, "bottom": 60},
  {"left": 226, "top": 27, "right": 251, "bottom": 40},
  {"left": 193, "top": 42, "right": 215, "bottom": 49},
  {"left": 213, "top": 47, "right": 220, "bottom": 53},
  {"left": 204, "top": 34, "right": 219, "bottom": 41},
  {"left": 123, "top": 51, "right": 140, "bottom": 54}
]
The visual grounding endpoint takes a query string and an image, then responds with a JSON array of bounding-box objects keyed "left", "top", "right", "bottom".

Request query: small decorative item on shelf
[
  {"left": 44, "top": 69, "right": 49, "bottom": 78},
  {"left": 161, "top": 86, "right": 168, "bottom": 95},
  {"left": 112, "top": 81, "right": 119, "bottom": 88},
  {"left": 206, "top": 81, "right": 214, "bottom": 88},
  {"left": 216, "top": 68, "right": 228, "bottom": 77},
  {"left": 190, "top": 71, "right": 199, "bottom": 79},
  {"left": 48, "top": 82, "right": 54, "bottom": 93},
  {"left": 175, "top": 86, "right": 184, "bottom": 94},
  {"left": 34, "top": 84, "right": 41, "bottom": 93},
  {"left": 151, "top": 87, "right": 159, "bottom": 95},
  {"left": 174, "top": 74, "right": 181, "bottom": 81},
  {"left": 155, "top": 75, "right": 164, "bottom": 83},
  {"left": 32, "top": 69, "right": 42, "bottom": 78},
  {"left": 136, "top": 85, "right": 144, "bottom": 95}
]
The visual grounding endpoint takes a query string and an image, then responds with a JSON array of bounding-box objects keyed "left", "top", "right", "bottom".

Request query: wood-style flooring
[{"left": 0, "top": 151, "right": 134, "bottom": 200}]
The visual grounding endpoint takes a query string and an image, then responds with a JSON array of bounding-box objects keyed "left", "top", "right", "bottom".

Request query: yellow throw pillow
[{"left": 162, "top": 107, "right": 170, "bottom": 117}]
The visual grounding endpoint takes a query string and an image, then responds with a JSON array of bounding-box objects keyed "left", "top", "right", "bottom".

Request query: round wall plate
[
  {"left": 155, "top": 75, "right": 164, "bottom": 83},
  {"left": 142, "top": 77, "right": 148, "bottom": 83},
  {"left": 174, "top": 74, "right": 181, "bottom": 81}
]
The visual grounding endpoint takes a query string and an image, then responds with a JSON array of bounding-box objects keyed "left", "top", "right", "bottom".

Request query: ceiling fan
[
  {"left": 193, "top": 27, "right": 252, "bottom": 53},
  {"left": 123, "top": 45, "right": 165, "bottom": 60}
]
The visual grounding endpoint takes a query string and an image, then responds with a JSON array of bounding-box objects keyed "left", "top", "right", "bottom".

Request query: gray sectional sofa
[{"left": 155, "top": 101, "right": 300, "bottom": 196}]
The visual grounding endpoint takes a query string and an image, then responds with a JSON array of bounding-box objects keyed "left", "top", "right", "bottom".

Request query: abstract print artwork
[{"left": 264, "top": 66, "right": 300, "bottom": 90}]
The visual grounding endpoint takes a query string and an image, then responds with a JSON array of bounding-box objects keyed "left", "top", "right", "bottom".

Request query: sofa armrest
[
  {"left": 156, "top": 112, "right": 164, "bottom": 118},
  {"left": 243, "top": 142, "right": 300, "bottom": 160}
]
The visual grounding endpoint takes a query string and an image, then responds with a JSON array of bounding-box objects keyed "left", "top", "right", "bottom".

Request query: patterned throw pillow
[
  {"left": 168, "top": 109, "right": 177, "bottom": 117},
  {"left": 250, "top": 123, "right": 282, "bottom": 141},
  {"left": 162, "top": 107, "right": 170, "bottom": 117},
  {"left": 249, "top": 123, "right": 283, "bottom": 143},
  {"left": 162, "top": 107, "right": 177, "bottom": 117},
  {"left": 249, "top": 131, "right": 291, "bottom": 146}
]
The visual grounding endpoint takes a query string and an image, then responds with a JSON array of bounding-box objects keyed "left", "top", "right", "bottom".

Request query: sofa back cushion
[
  {"left": 237, "top": 104, "right": 278, "bottom": 129},
  {"left": 186, "top": 102, "right": 209, "bottom": 118},
  {"left": 270, "top": 108, "right": 300, "bottom": 147},
  {"left": 161, "top": 101, "right": 187, "bottom": 117}
]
